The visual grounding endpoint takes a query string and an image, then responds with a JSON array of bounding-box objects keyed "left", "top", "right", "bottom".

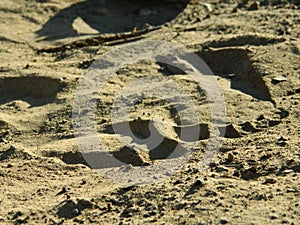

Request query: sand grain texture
[{"left": 0, "top": 0, "right": 299, "bottom": 224}]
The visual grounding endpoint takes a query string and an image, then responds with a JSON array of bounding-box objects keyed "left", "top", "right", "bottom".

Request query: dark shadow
[
  {"left": 103, "top": 119, "right": 152, "bottom": 139},
  {"left": 0, "top": 76, "right": 66, "bottom": 107},
  {"left": 56, "top": 199, "right": 93, "bottom": 219},
  {"left": 112, "top": 146, "right": 145, "bottom": 166},
  {"left": 36, "top": 0, "right": 188, "bottom": 41},
  {"left": 103, "top": 118, "right": 189, "bottom": 162},
  {"left": 149, "top": 137, "right": 187, "bottom": 160},
  {"left": 197, "top": 48, "right": 275, "bottom": 103},
  {"left": 183, "top": 180, "right": 204, "bottom": 198},
  {"left": 174, "top": 124, "right": 210, "bottom": 142},
  {"left": 0, "top": 145, "right": 16, "bottom": 161}
]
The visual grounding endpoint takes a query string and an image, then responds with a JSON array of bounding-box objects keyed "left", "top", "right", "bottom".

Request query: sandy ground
[{"left": 0, "top": 0, "right": 299, "bottom": 224}]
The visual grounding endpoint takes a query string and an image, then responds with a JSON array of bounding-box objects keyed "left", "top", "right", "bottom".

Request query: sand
[{"left": 0, "top": 0, "right": 299, "bottom": 224}]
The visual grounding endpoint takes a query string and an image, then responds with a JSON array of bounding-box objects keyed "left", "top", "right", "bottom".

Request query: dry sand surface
[{"left": 0, "top": 0, "right": 299, "bottom": 224}]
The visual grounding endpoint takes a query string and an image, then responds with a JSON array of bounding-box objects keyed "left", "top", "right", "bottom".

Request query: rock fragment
[
  {"left": 272, "top": 75, "right": 287, "bottom": 84},
  {"left": 263, "top": 177, "right": 276, "bottom": 184},
  {"left": 228, "top": 153, "right": 234, "bottom": 161}
]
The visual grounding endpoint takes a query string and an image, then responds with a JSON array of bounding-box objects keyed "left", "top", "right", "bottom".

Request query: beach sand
[{"left": 0, "top": 0, "right": 299, "bottom": 224}]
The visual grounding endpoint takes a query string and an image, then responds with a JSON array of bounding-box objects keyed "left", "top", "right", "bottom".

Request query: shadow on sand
[{"left": 36, "top": 0, "right": 188, "bottom": 41}]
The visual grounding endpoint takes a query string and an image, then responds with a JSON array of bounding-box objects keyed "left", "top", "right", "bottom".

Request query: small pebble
[
  {"left": 120, "top": 164, "right": 133, "bottom": 172},
  {"left": 220, "top": 218, "right": 229, "bottom": 224},
  {"left": 0, "top": 138, "right": 8, "bottom": 143},
  {"left": 233, "top": 170, "right": 240, "bottom": 177},
  {"left": 107, "top": 203, "right": 112, "bottom": 212},
  {"left": 56, "top": 187, "right": 69, "bottom": 195},
  {"left": 216, "top": 165, "right": 229, "bottom": 172},
  {"left": 264, "top": 178, "right": 276, "bottom": 184},
  {"left": 77, "top": 199, "right": 93, "bottom": 209},
  {"left": 248, "top": 1, "right": 259, "bottom": 10},
  {"left": 283, "top": 169, "right": 294, "bottom": 174},
  {"left": 269, "top": 214, "right": 279, "bottom": 220},
  {"left": 272, "top": 75, "right": 287, "bottom": 84},
  {"left": 289, "top": 3, "right": 297, "bottom": 9},
  {"left": 123, "top": 207, "right": 136, "bottom": 214},
  {"left": 228, "top": 153, "right": 234, "bottom": 161},
  {"left": 286, "top": 189, "right": 296, "bottom": 193},
  {"left": 72, "top": 208, "right": 79, "bottom": 215}
]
